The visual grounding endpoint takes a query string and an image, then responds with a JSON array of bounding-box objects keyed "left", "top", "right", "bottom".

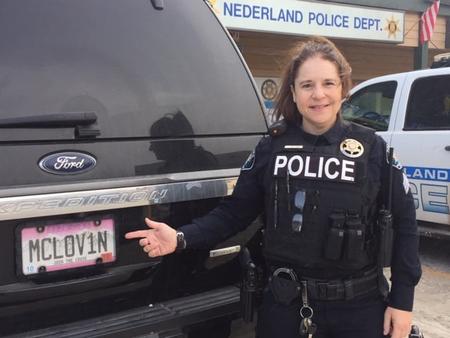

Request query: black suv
[{"left": 0, "top": 1, "right": 267, "bottom": 337}]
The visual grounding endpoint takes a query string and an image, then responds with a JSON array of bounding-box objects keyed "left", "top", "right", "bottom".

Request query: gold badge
[{"left": 340, "top": 139, "right": 364, "bottom": 158}]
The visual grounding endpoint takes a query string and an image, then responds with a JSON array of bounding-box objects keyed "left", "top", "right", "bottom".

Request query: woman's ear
[{"left": 290, "top": 84, "right": 296, "bottom": 103}]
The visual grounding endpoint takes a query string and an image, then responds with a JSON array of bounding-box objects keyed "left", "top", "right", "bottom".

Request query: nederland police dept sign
[
  {"left": 39, "top": 152, "right": 97, "bottom": 175},
  {"left": 210, "top": 0, "right": 404, "bottom": 43}
]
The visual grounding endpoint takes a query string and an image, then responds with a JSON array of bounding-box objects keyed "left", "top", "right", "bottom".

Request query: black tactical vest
[{"left": 263, "top": 122, "right": 380, "bottom": 273}]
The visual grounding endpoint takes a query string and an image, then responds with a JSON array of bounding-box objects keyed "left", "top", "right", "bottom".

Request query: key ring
[
  {"left": 300, "top": 280, "right": 314, "bottom": 319},
  {"left": 300, "top": 305, "right": 314, "bottom": 319}
]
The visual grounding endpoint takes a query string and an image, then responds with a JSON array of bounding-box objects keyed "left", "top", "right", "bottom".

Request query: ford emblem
[{"left": 39, "top": 152, "right": 97, "bottom": 175}]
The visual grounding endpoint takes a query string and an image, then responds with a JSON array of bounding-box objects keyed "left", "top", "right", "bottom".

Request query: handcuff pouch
[{"left": 269, "top": 275, "right": 301, "bottom": 306}]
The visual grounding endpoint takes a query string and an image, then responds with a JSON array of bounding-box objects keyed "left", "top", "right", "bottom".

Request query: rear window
[
  {"left": 0, "top": 0, "right": 266, "bottom": 140},
  {"left": 404, "top": 75, "right": 450, "bottom": 130},
  {"left": 342, "top": 81, "right": 397, "bottom": 131}
]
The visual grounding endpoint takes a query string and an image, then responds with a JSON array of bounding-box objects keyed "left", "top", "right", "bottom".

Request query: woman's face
[{"left": 291, "top": 56, "right": 343, "bottom": 135}]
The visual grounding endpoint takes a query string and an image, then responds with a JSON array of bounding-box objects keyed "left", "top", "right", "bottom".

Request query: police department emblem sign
[
  {"left": 340, "top": 139, "right": 364, "bottom": 158},
  {"left": 261, "top": 79, "right": 278, "bottom": 101}
]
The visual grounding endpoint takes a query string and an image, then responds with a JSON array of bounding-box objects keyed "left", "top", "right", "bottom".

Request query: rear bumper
[
  {"left": 418, "top": 221, "right": 450, "bottom": 240},
  {"left": 5, "top": 286, "right": 241, "bottom": 338}
]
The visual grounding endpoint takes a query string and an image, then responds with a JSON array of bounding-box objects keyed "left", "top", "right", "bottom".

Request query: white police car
[{"left": 343, "top": 62, "right": 450, "bottom": 238}]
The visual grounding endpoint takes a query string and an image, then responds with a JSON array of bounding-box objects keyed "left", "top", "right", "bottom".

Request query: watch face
[
  {"left": 176, "top": 231, "right": 186, "bottom": 250},
  {"left": 176, "top": 231, "right": 183, "bottom": 241}
]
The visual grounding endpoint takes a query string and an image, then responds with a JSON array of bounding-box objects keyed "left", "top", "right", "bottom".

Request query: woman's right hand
[{"left": 125, "top": 218, "right": 177, "bottom": 257}]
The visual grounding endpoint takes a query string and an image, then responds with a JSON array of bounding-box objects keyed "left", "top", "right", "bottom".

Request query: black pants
[{"left": 256, "top": 288, "right": 386, "bottom": 338}]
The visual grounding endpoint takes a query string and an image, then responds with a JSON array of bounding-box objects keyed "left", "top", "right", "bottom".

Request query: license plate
[{"left": 19, "top": 218, "right": 116, "bottom": 276}]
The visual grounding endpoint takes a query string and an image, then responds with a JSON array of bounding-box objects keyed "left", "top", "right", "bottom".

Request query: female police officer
[{"left": 126, "top": 36, "right": 421, "bottom": 338}]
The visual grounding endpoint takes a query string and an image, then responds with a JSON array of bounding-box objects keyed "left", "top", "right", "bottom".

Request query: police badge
[{"left": 340, "top": 139, "right": 364, "bottom": 158}]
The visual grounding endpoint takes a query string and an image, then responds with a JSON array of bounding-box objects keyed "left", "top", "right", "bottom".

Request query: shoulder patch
[
  {"left": 241, "top": 150, "right": 255, "bottom": 171},
  {"left": 402, "top": 172, "right": 410, "bottom": 194}
]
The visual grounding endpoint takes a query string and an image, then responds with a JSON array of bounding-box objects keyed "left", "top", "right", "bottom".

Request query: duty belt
[{"left": 271, "top": 267, "right": 379, "bottom": 301}]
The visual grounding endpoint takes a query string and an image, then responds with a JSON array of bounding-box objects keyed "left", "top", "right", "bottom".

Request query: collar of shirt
[{"left": 293, "top": 117, "right": 350, "bottom": 146}]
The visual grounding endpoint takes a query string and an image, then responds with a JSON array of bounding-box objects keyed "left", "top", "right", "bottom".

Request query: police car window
[
  {"left": 0, "top": 0, "right": 266, "bottom": 139},
  {"left": 405, "top": 75, "right": 450, "bottom": 130},
  {"left": 342, "top": 81, "right": 397, "bottom": 131}
]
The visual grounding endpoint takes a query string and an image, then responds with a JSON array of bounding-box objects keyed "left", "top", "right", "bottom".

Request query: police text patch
[{"left": 273, "top": 154, "right": 358, "bottom": 183}]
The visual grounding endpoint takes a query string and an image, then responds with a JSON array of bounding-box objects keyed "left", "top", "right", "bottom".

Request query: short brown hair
[{"left": 273, "top": 36, "right": 352, "bottom": 123}]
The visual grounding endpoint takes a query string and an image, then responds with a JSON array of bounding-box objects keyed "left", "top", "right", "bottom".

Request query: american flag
[{"left": 420, "top": 0, "right": 440, "bottom": 44}]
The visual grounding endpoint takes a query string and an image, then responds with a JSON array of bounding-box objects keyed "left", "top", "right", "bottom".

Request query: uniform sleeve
[
  {"left": 179, "top": 137, "right": 271, "bottom": 249},
  {"left": 374, "top": 138, "right": 422, "bottom": 311}
]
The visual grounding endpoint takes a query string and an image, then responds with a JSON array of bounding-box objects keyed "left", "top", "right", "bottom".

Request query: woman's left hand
[{"left": 383, "top": 306, "right": 412, "bottom": 338}]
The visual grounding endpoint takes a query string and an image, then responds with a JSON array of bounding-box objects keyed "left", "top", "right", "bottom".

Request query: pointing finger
[{"left": 125, "top": 230, "right": 150, "bottom": 239}]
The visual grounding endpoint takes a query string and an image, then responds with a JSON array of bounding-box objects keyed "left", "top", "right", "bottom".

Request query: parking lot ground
[{"left": 413, "top": 237, "right": 450, "bottom": 338}]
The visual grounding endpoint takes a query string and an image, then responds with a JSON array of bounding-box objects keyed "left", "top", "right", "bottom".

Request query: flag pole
[{"left": 415, "top": 15, "right": 429, "bottom": 70}]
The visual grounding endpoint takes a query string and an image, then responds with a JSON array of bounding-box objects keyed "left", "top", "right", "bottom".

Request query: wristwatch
[{"left": 175, "top": 231, "right": 187, "bottom": 252}]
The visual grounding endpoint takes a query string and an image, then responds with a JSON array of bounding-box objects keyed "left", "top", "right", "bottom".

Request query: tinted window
[
  {"left": 404, "top": 75, "right": 450, "bottom": 130},
  {"left": 0, "top": 0, "right": 266, "bottom": 139},
  {"left": 342, "top": 81, "right": 397, "bottom": 131}
]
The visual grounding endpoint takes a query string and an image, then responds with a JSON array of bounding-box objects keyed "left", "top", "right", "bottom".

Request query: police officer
[{"left": 126, "top": 37, "right": 421, "bottom": 338}]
